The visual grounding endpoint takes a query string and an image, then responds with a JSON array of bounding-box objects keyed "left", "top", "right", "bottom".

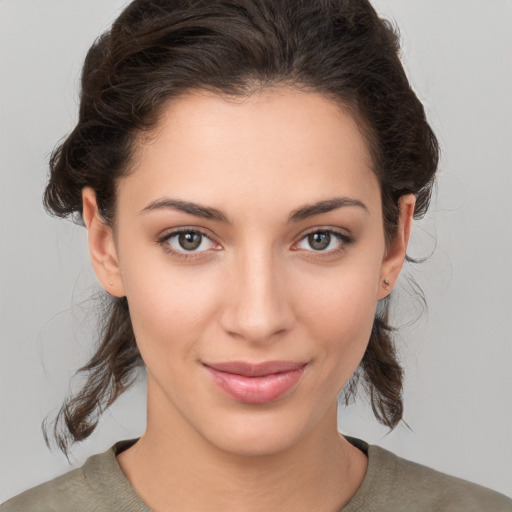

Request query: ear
[
  {"left": 377, "top": 193, "right": 416, "bottom": 300},
  {"left": 82, "top": 187, "right": 125, "bottom": 297}
]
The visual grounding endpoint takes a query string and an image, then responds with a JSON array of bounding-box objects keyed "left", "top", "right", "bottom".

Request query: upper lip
[{"left": 203, "top": 361, "right": 307, "bottom": 377}]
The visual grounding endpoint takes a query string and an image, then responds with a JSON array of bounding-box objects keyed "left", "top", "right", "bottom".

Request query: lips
[{"left": 203, "top": 361, "right": 307, "bottom": 404}]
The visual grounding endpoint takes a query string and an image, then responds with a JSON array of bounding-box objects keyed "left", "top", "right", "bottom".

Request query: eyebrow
[
  {"left": 140, "top": 198, "right": 231, "bottom": 223},
  {"left": 140, "top": 196, "right": 368, "bottom": 223},
  {"left": 287, "top": 197, "right": 368, "bottom": 222}
]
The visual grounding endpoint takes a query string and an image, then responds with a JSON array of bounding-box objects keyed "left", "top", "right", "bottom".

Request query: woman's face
[{"left": 84, "top": 87, "right": 412, "bottom": 456}]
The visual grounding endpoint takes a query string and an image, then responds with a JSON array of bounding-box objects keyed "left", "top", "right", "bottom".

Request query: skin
[{"left": 82, "top": 87, "right": 415, "bottom": 512}]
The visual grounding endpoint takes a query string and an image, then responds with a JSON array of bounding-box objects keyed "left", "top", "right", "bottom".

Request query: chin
[{"left": 197, "top": 408, "right": 315, "bottom": 458}]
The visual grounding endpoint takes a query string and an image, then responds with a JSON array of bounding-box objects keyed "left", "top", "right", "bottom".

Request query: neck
[{"left": 118, "top": 388, "right": 367, "bottom": 512}]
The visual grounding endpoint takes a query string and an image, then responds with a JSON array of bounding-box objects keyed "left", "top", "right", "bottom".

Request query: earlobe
[
  {"left": 82, "top": 187, "right": 125, "bottom": 297},
  {"left": 377, "top": 194, "right": 416, "bottom": 300}
]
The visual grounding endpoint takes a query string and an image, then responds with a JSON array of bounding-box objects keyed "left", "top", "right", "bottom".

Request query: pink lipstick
[{"left": 203, "top": 361, "right": 307, "bottom": 404}]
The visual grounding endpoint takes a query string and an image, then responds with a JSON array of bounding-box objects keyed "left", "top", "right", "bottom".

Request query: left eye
[
  {"left": 295, "top": 230, "right": 350, "bottom": 252},
  {"left": 162, "top": 230, "right": 217, "bottom": 253}
]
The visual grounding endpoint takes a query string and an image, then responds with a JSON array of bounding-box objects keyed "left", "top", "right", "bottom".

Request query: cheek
[
  {"left": 308, "top": 274, "right": 377, "bottom": 348},
  {"left": 119, "top": 248, "right": 221, "bottom": 365},
  {"left": 293, "top": 256, "right": 381, "bottom": 375}
]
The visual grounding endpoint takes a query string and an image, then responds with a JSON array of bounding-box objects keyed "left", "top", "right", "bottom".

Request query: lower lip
[{"left": 204, "top": 365, "right": 306, "bottom": 404}]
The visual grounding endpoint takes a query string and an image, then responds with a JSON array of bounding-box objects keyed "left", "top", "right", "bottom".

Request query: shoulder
[
  {"left": 0, "top": 465, "right": 93, "bottom": 512},
  {"left": 0, "top": 442, "right": 141, "bottom": 512},
  {"left": 345, "top": 439, "right": 512, "bottom": 512},
  {"left": 380, "top": 447, "right": 511, "bottom": 511}
]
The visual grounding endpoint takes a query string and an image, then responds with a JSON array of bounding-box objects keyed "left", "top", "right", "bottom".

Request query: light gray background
[{"left": 1, "top": 0, "right": 511, "bottom": 503}]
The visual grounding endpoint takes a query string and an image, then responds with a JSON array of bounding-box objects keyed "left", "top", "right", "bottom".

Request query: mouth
[{"left": 202, "top": 360, "right": 308, "bottom": 404}]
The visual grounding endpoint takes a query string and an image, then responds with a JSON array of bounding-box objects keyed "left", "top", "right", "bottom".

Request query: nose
[{"left": 219, "top": 248, "right": 295, "bottom": 345}]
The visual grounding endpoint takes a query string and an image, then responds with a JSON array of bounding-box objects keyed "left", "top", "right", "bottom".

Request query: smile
[{"left": 203, "top": 361, "right": 307, "bottom": 404}]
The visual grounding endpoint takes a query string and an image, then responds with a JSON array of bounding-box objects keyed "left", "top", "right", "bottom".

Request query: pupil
[
  {"left": 308, "top": 232, "right": 330, "bottom": 250},
  {"left": 179, "top": 232, "right": 201, "bottom": 250}
]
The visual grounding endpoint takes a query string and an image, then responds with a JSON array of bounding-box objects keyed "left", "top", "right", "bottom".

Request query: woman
[{"left": 1, "top": 0, "right": 510, "bottom": 510}]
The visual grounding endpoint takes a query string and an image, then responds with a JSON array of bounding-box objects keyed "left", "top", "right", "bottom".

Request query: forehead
[{"left": 120, "top": 87, "right": 381, "bottom": 218}]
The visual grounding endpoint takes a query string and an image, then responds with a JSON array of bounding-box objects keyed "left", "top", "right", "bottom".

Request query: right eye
[{"left": 158, "top": 229, "right": 219, "bottom": 259}]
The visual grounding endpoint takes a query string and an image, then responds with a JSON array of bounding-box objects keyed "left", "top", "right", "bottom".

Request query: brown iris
[
  {"left": 308, "top": 232, "right": 331, "bottom": 250},
  {"left": 179, "top": 232, "right": 202, "bottom": 250}
]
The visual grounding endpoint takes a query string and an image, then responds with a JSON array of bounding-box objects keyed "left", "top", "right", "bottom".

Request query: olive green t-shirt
[{"left": 1, "top": 438, "right": 510, "bottom": 511}]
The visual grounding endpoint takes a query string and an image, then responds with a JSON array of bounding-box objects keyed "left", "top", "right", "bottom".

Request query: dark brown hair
[{"left": 43, "top": 0, "right": 439, "bottom": 453}]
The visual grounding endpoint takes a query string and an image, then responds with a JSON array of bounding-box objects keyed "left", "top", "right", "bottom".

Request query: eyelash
[
  {"left": 291, "top": 228, "right": 354, "bottom": 257},
  {"left": 157, "top": 228, "right": 219, "bottom": 260},
  {"left": 157, "top": 227, "right": 354, "bottom": 260}
]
